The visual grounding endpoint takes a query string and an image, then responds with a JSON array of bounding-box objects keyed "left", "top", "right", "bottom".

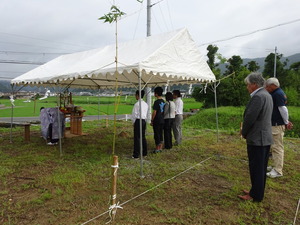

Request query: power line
[
  {"left": 0, "top": 40, "right": 82, "bottom": 51},
  {"left": 0, "top": 50, "right": 69, "bottom": 55},
  {"left": 221, "top": 45, "right": 274, "bottom": 51},
  {"left": 0, "top": 0, "right": 167, "bottom": 56},
  {"left": 0, "top": 71, "right": 26, "bottom": 74},
  {"left": 166, "top": 0, "right": 174, "bottom": 30},
  {"left": 120, "top": 6, "right": 144, "bottom": 21},
  {"left": 0, "top": 31, "right": 95, "bottom": 50},
  {"left": 151, "top": 0, "right": 165, "bottom": 7},
  {"left": 157, "top": 0, "right": 169, "bottom": 31},
  {"left": 199, "top": 18, "right": 300, "bottom": 46},
  {"left": 0, "top": 60, "right": 44, "bottom": 65},
  {"left": 120, "top": 0, "right": 166, "bottom": 21},
  {"left": 152, "top": 10, "right": 163, "bottom": 32},
  {"left": 132, "top": 0, "right": 144, "bottom": 39},
  {"left": 0, "top": 76, "right": 13, "bottom": 80}
]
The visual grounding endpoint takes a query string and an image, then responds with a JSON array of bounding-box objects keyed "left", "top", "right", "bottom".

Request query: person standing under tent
[
  {"left": 151, "top": 87, "right": 165, "bottom": 153},
  {"left": 164, "top": 92, "right": 175, "bottom": 149},
  {"left": 40, "top": 107, "right": 63, "bottom": 145},
  {"left": 265, "top": 77, "right": 293, "bottom": 178},
  {"left": 240, "top": 72, "right": 273, "bottom": 202},
  {"left": 131, "top": 90, "right": 149, "bottom": 159},
  {"left": 172, "top": 90, "right": 183, "bottom": 146}
]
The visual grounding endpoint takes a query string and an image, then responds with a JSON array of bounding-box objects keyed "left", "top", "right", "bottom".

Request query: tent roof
[{"left": 11, "top": 28, "right": 215, "bottom": 89}]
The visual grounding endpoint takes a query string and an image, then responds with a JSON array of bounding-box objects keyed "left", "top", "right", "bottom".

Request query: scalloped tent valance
[{"left": 11, "top": 28, "right": 215, "bottom": 88}]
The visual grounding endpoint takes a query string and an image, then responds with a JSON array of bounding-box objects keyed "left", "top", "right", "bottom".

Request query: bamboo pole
[
  {"left": 111, "top": 155, "right": 118, "bottom": 221},
  {"left": 34, "top": 99, "right": 36, "bottom": 114}
]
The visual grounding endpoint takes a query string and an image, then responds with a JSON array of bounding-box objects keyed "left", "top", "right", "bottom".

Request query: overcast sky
[{"left": 1, "top": 0, "right": 300, "bottom": 79}]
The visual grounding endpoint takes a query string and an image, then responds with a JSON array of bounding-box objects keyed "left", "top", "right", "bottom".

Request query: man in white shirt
[
  {"left": 172, "top": 90, "right": 183, "bottom": 145},
  {"left": 132, "top": 90, "right": 149, "bottom": 158}
]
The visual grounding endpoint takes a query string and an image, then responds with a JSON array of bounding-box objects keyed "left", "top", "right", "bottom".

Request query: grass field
[
  {"left": 0, "top": 96, "right": 203, "bottom": 117},
  {"left": 0, "top": 117, "right": 299, "bottom": 224},
  {"left": 184, "top": 106, "right": 300, "bottom": 138},
  {"left": 1, "top": 95, "right": 299, "bottom": 137}
]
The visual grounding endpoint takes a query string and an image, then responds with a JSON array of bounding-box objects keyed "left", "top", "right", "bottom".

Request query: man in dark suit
[{"left": 240, "top": 72, "right": 273, "bottom": 202}]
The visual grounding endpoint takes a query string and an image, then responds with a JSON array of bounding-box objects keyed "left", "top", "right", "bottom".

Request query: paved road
[
  {"left": 0, "top": 114, "right": 132, "bottom": 123},
  {"left": 0, "top": 112, "right": 194, "bottom": 123}
]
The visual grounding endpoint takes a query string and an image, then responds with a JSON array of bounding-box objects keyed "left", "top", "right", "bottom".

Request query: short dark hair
[
  {"left": 135, "top": 90, "right": 145, "bottom": 98},
  {"left": 154, "top": 87, "right": 163, "bottom": 96},
  {"left": 165, "top": 92, "right": 173, "bottom": 101},
  {"left": 172, "top": 90, "right": 181, "bottom": 97}
]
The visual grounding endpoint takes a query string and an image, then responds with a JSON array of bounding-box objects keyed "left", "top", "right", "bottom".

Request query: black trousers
[
  {"left": 133, "top": 119, "right": 147, "bottom": 158},
  {"left": 164, "top": 119, "right": 174, "bottom": 149},
  {"left": 247, "top": 144, "right": 270, "bottom": 202},
  {"left": 48, "top": 123, "right": 59, "bottom": 143},
  {"left": 153, "top": 123, "right": 164, "bottom": 146}
]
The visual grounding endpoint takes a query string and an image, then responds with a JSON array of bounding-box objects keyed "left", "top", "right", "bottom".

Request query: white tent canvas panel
[{"left": 11, "top": 28, "right": 215, "bottom": 88}]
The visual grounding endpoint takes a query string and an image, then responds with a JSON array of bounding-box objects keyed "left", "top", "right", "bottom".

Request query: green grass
[
  {"left": 186, "top": 106, "right": 244, "bottom": 128},
  {"left": 184, "top": 106, "right": 300, "bottom": 137},
  {"left": 0, "top": 102, "right": 300, "bottom": 225},
  {"left": 0, "top": 105, "right": 299, "bottom": 224},
  {"left": 0, "top": 96, "right": 202, "bottom": 117}
]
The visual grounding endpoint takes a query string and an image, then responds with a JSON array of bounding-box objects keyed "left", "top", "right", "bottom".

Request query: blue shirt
[{"left": 270, "top": 88, "right": 287, "bottom": 126}]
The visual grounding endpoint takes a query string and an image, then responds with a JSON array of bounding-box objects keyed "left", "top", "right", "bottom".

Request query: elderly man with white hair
[{"left": 265, "top": 77, "right": 293, "bottom": 178}]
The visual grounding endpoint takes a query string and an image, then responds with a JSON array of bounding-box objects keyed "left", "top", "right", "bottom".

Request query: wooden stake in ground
[{"left": 109, "top": 155, "right": 120, "bottom": 222}]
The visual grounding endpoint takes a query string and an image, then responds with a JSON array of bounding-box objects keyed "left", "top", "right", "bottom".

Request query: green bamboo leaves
[{"left": 98, "top": 5, "right": 126, "bottom": 24}]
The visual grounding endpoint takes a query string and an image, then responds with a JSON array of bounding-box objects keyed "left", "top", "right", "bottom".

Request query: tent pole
[
  {"left": 139, "top": 69, "right": 144, "bottom": 178},
  {"left": 167, "top": 80, "right": 170, "bottom": 92},
  {"left": 56, "top": 89, "right": 63, "bottom": 157},
  {"left": 9, "top": 84, "right": 15, "bottom": 144},
  {"left": 98, "top": 88, "right": 100, "bottom": 122},
  {"left": 146, "top": 0, "right": 152, "bottom": 124},
  {"left": 214, "top": 82, "right": 219, "bottom": 142},
  {"left": 146, "top": 87, "right": 151, "bottom": 124}
]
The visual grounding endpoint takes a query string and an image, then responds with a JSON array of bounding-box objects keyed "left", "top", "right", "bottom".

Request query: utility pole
[
  {"left": 145, "top": 0, "right": 152, "bottom": 123},
  {"left": 274, "top": 46, "right": 277, "bottom": 78},
  {"left": 147, "top": 0, "right": 151, "bottom": 37}
]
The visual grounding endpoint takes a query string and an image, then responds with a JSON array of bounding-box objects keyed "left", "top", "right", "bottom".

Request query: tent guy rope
[
  {"left": 80, "top": 155, "right": 213, "bottom": 224},
  {"left": 293, "top": 198, "right": 300, "bottom": 225}
]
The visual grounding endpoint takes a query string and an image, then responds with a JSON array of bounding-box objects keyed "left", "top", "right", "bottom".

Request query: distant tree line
[{"left": 192, "top": 45, "right": 300, "bottom": 107}]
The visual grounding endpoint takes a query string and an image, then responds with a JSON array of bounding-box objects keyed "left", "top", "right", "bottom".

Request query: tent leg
[
  {"left": 214, "top": 82, "right": 219, "bottom": 143},
  {"left": 56, "top": 89, "right": 63, "bottom": 157},
  {"left": 146, "top": 87, "right": 151, "bottom": 124},
  {"left": 98, "top": 88, "right": 100, "bottom": 123},
  {"left": 9, "top": 84, "right": 14, "bottom": 144},
  {"left": 139, "top": 70, "right": 144, "bottom": 178},
  {"left": 57, "top": 106, "right": 63, "bottom": 157}
]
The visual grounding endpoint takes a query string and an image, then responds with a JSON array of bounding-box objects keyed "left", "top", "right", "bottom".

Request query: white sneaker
[
  {"left": 47, "top": 142, "right": 58, "bottom": 146},
  {"left": 267, "top": 166, "right": 273, "bottom": 172},
  {"left": 267, "top": 169, "right": 282, "bottom": 178}
]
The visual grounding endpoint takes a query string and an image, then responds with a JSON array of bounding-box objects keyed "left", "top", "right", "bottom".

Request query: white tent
[
  {"left": 10, "top": 28, "right": 216, "bottom": 176},
  {"left": 11, "top": 28, "right": 215, "bottom": 87}
]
